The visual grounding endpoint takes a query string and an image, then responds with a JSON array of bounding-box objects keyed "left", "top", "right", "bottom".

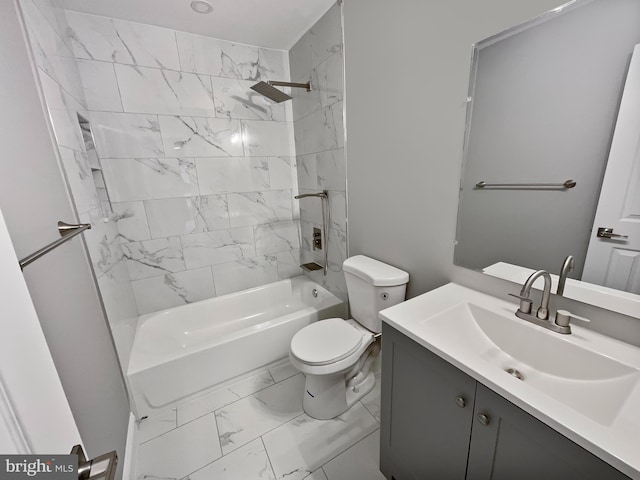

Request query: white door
[
  {"left": 582, "top": 44, "right": 640, "bottom": 294},
  {"left": 0, "top": 207, "right": 82, "bottom": 454}
]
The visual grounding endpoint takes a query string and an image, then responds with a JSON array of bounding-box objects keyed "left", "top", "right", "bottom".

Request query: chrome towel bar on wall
[
  {"left": 19, "top": 221, "right": 91, "bottom": 270},
  {"left": 475, "top": 179, "right": 577, "bottom": 189}
]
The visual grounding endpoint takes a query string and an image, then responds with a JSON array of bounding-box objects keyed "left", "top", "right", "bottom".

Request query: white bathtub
[{"left": 127, "top": 276, "right": 346, "bottom": 418}]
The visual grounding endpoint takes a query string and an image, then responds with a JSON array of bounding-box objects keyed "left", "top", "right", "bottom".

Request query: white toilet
[{"left": 289, "top": 255, "right": 409, "bottom": 419}]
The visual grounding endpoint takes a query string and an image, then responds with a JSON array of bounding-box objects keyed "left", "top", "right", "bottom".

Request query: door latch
[
  {"left": 71, "top": 445, "right": 117, "bottom": 480},
  {"left": 596, "top": 227, "right": 628, "bottom": 239}
]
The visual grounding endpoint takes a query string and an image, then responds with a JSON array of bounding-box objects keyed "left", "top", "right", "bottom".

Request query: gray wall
[
  {"left": 343, "top": 0, "right": 640, "bottom": 347},
  {"left": 456, "top": 0, "right": 640, "bottom": 277},
  {"left": 1, "top": 1, "right": 128, "bottom": 477},
  {"left": 343, "top": 0, "right": 564, "bottom": 299}
]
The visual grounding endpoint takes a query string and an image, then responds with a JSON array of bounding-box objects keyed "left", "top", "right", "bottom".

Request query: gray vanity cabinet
[
  {"left": 380, "top": 324, "right": 477, "bottom": 480},
  {"left": 466, "top": 383, "right": 628, "bottom": 480},
  {"left": 380, "top": 325, "right": 630, "bottom": 480}
]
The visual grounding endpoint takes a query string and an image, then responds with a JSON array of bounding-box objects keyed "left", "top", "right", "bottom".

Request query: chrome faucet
[
  {"left": 556, "top": 254, "right": 575, "bottom": 296},
  {"left": 510, "top": 269, "right": 571, "bottom": 334},
  {"left": 521, "top": 270, "right": 552, "bottom": 319}
]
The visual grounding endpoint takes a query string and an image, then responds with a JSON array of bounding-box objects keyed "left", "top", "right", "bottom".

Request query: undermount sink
[{"left": 424, "top": 301, "right": 640, "bottom": 425}]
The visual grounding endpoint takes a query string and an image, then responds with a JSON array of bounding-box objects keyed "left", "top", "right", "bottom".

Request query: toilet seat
[{"left": 290, "top": 318, "right": 364, "bottom": 365}]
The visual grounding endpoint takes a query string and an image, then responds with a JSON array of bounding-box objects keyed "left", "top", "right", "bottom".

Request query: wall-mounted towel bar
[
  {"left": 19, "top": 221, "right": 91, "bottom": 270},
  {"left": 475, "top": 179, "right": 576, "bottom": 189}
]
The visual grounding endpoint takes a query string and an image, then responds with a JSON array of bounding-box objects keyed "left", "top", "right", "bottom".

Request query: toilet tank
[{"left": 343, "top": 255, "right": 409, "bottom": 333}]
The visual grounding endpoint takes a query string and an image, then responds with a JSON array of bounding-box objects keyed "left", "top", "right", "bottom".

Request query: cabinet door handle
[
  {"left": 455, "top": 396, "right": 466, "bottom": 408},
  {"left": 477, "top": 413, "right": 490, "bottom": 426}
]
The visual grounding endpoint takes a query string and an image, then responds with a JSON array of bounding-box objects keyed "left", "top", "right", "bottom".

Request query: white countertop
[{"left": 379, "top": 283, "right": 640, "bottom": 479}]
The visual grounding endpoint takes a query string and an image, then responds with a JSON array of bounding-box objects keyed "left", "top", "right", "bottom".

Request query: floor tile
[
  {"left": 303, "top": 469, "right": 328, "bottom": 480},
  {"left": 185, "top": 438, "right": 275, "bottom": 480},
  {"left": 216, "top": 374, "right": 305, "bottom": 455},
  {"left": 322, "top": 430, "right": 385, "bottom": 480},
  {"left": 269, "top": 360, "right": 300, "bottom": 383},
  {"left": 138, "top": 408, "right": 177, "bottom": 444},
  {"left": 262, "top": 402, "right": 378, "bottom": 480},
  {"left": 136, "top": 413, "right": 222, "bottom": 480},
  {"left": 178, "top": 371, "right": 275, "bottom": 426},
  {"left": 361, "top": 373, "right": 381, "bottom": 422}
]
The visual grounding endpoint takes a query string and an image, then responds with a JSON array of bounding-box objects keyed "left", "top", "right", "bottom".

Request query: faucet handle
[
  {"left": 555, "top": 310, "right": 572, "bottom": 327},
  {"left": 555, "top": 310, "right": 591, "bottom": 327},
  {"left": 552, "top": 309, "right": 573, "bottom": 334},
  {"left": 508, "top": 293, "right": 533, "bottom": 314}
]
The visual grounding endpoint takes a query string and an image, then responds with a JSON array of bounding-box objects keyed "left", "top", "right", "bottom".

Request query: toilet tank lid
[{"left": 343, "top": 255, "right": 409, "bottom": 287}]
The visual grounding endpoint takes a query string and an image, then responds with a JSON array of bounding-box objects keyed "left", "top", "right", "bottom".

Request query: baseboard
[{"left": 122, "top": 413, "right": 137, "bottom": 480}]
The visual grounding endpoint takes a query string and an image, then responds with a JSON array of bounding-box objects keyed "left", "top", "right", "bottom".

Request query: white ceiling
[{"left": 60, "top": 0, "right": 337, "bottom": 50}]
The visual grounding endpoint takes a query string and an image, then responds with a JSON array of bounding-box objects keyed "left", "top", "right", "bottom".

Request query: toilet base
[{"left": 302, "top": 370, "right": 376, "bottom": 420}]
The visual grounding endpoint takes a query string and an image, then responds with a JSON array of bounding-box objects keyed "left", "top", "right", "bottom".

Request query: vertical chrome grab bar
[{"left": 19, "top": 221, "right": 91, "bottom": 270}]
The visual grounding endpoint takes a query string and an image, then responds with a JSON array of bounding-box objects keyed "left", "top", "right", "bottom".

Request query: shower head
[
  {"left": 250, "top": 80, "right": 311, "bottom": 103},
  {"left": 250, "top": 82, "right": 292, "bottom": 103}
]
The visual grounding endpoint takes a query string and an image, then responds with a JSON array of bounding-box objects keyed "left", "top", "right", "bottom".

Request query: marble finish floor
[{"left": 135, "top": 359, "right": 385, "bottom": 480}]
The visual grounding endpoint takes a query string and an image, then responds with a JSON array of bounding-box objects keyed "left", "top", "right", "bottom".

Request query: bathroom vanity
[{"left": 378, "top": 284, "right": 640, "bottom": 480}]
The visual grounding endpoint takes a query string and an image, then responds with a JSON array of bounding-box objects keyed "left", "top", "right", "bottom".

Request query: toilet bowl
[{"left": 289, "top": 255, "right": 409, "bottom": 420}]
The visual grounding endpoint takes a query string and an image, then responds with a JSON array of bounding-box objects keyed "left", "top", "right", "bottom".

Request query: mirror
[{"left": 455, "top": 0, "right": 640, "bottom": 316}]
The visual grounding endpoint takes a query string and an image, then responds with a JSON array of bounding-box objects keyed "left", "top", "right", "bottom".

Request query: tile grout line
[
  {"left": 317, "top": 427, "right": 382, "bottom": 477},
  {"left": 138, "top": 368, "right": 289, "bottom": 445},
  {"left": 136, "top": 408, "right": 177, "bottom": 446},
  {"left": 139, "top": 380, "right": 381, "bottom": 478},
  {"left": 212, "top": 401, "right": 224, "bottom": 463},
  {"left": 172, "top": 413, "right": 299, "bottom": 479},
  {"left": 178, "top": 376, "right": 279, "bottom": 428},
  {"left": 66, "top": 51, "right": 288, "bottom": 77},
  {"left": 179, "top": 368, "right": 292, "bottom": 431},
  {"left": 359, "top": 397, "right": 381, "bottom": 424},
  {"left": 141, "top": 411, "right": 224, "bottom": 479},
  {"left": 86, "top": 106, "right": 295, "bottom": 124},
  {"left": 175, "top": 444, "right": 220, "bottom": 480},
  {"left": 260, "top": 436, "right": 279, "bottom": 480},
  {"left": 325, "top": 403, "right": 380, "bottom": 460},
  {"left": 220, "top": 410, "right": 308, "bottom": 459},
  {"left": 265, "top": 410, "right": 382, "bottom": 480},
  {"left": 260, "top": 403, "right": 381, "bottom": 478}
]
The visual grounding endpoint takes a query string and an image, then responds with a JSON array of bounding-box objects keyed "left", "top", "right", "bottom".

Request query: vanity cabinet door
[
  {"left": 380, "top": 325, "right": 477, "bottom": 480},
  {"left": 467, "top": 383, "right": 630, "bottom": 480}
]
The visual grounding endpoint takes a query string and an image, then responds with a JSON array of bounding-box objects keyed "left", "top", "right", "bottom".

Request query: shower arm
[
  {"left": 250, "top": 80, "right": 311, "bottom": 103},
  {"left": 268, "top": 80, "right": 312, "bottom": 91},
  {"left": 294, "top": 191, "right": 330, "bottom": 276}
]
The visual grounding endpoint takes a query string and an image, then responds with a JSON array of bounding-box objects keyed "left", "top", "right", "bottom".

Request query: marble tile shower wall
[
  {"left": 64, "top": 11, "right": 301, "bottom": 314},
  {"left": 289, "top": 3, "right": 348, "bottom": 301},
  {"left": 18, "top": 0, "right": 139, "bottom": 371}
]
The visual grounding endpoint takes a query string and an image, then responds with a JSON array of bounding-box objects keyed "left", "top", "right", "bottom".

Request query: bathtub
[{"left": 127, "top": 276, "right": 346, "bottom": 419}]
